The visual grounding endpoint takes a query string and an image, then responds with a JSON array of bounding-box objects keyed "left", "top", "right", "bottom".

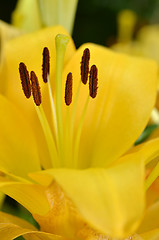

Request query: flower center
[{"left": 19, "top": 34, "right": 98, "bottom": 169}]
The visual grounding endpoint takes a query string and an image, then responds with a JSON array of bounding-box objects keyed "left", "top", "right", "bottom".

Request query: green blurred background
[{"left": 0, "top": 0, "right": 159, "bottom": 47}]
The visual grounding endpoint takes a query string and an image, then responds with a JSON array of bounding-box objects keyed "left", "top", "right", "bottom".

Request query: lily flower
[{"left": 0, "top": 26, "right": 159, "bottom": 240}]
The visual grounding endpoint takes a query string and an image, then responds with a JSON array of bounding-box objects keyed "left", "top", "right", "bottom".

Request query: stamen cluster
[
  {"left": 80, "top": 48, "right": 98, "bottom": 99},
  {"left": 19, "top": 47, "right": 51, "bottom": 106},
  {"left": 18, "top": 39, "right": 99, "bottom": 169},
  {"left": 64, "top": 47, "right": 98, "bottom": 107},
  {"left": 19, "top": 46, "right": 98, "bottom": 108}
]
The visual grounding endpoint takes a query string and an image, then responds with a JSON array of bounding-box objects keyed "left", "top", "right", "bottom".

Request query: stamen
[
  {"left": 65, "top": 72, "right": 73, "bottom": 106},
  {"left": 30, "top": 71, "right": 42, "bottom": 106},
  {"left": 41, "top": 48, "right": 58, "bottom": 139},
  {"left": 42, "top": 47, "right": 50, "bottom": 83},
  {"left": 19, "top": 62, "right": 31, "bottom": 98},
  {"left": 89, "top": 65, "right": 98, "bottom": 98},
  {"left": 73, "top": 95, "right": 90, "bottom": 168},
  {"left": 81, "top": 48, "right": 90, "bottom": 84},
  {"left": 35, "top": 105, "right": 59, "bottom": 168}
]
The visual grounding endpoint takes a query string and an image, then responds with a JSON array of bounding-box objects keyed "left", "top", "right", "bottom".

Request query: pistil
[{"left": 55, "top": 34, "right": 69, "bottom": 164}]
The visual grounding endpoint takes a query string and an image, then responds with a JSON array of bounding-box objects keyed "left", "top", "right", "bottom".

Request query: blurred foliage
[
  {"left": 0, "top": 1, "right": 17, "bottom": 22},
  {"left": 135, "top": 124, "right": 158, "bottom": 145},
  {"left": 2, "top": 196, "right": 39, "bottom": 235},
  {"left": 2, "top": 196, "right": 39, "bottom": 239},
  {"left": 2, "top": 196, "right": 39, "bottom": 228},
  {"left": 92, "top": 0, "right": 159, "bottom": 17},
  {"left": 73, "top": 0, "right": 159, "bottom": 47}
]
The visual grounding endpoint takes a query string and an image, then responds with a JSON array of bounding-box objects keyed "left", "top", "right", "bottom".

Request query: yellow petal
[
  {"left": 0, "top": 20, "right": 21, "bottom": 62},
  {"left": 0, "top": 95, "right": 40, "bottom": 178},
  {"left": 119, "top": 138, "right": 159, "bottom": 166},
  {"left": 140, "top": 228, "right": 159, "bottom": 240},
  {"left": 0, "top": 223, "right": 63, "bottom": 240},
  {"left": 122, "top": 138, "right": 159, "bottom": 190},
  {"left": 0, "top": 211, "right": 36, "bottom": 230},
  {"left": 0, "top": 181, "right": 49, "bottom": 215},
  {"left": 62, "top": 43, "right": 158, "bottom": 168},
  {"left": 0, "top": 210, "right": 63, "bottom": 240},
  {"left": 30, "top": 155, "right": 145, "bottom": 239},
  {"left": 145, "top": 162, "right": 159, "bottom": 190},
  {"left": 137, "top": 201, "right": 159, "bottom": 234},
  {"left": 0, "top": 20, "right": 21, "bottom": 94},
  {"left": 33, "top": 180, "right": 87, "bottom": 238},
  {"left": 0, "top": 20, "right": 21, "bottom": 42}
]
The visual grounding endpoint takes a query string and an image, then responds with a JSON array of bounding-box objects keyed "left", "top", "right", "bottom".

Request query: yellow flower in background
[
  {"left": 117, "top": 9, "right": 137, "bottom": 44},
  {"left": 111, "top": 9, "right": 139, "bottom": 55},
  {"left": 0, "top": 26, "right": 159, "bottom": 240},
  {"left": 112, "top": 10, "right": 159, "bottom": 127},
  {"left": 112, "top": 9, "right": 159, "bottom": 62},
  {"left": 12, "top": 0, "right": 79, "bottom": 34}
]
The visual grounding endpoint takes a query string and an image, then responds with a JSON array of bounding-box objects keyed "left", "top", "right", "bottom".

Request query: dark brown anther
[
  {"left": 19, "top": 62, "right": 31, "bottom": 98},
  {"left": 89, "top": 65, "right": 98, "bottom": 98},
  {"left": 80, "top": 48, "right": 90, "bottom": 84},
  {"left": 65, "top": 72, "right": 73, "bottom": 106},
  {"left": 30, "top": 71, "right": 42, "bottom": 106},
  {"left": 42, "top": 47, "right": 50, "bottom": 83}
]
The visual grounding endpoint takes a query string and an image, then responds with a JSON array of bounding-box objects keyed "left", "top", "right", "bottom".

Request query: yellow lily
[
  {"left": 12, "top": 0, "right": 79, "bottom": 34},
  {"left": 0, "top": 26, "right": 159, "bottom": 240}
]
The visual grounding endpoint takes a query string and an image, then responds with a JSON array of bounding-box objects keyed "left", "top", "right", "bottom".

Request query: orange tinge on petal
[{"left": 34, "top": 180, "right": 110, "bottom": 240}]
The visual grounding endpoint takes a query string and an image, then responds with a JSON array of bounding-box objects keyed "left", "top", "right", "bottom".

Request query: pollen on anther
[
  {"left": 30, "top": 71, "right": 42, "bottom": 106},
  {"left": 89, "top": 65, "right": 98, "bottom": 98},
  {"left": 19, "top": 62, "right": 31, "bottom": 98},
  {"left": 42, "top": 47, "right": 50, "bottom": 83},
  {"left": 65, "top": 72, "right": 73, "bottom": 106},
  {"left": 81, "top": 48, "right": 90, "bottom": 84}
]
